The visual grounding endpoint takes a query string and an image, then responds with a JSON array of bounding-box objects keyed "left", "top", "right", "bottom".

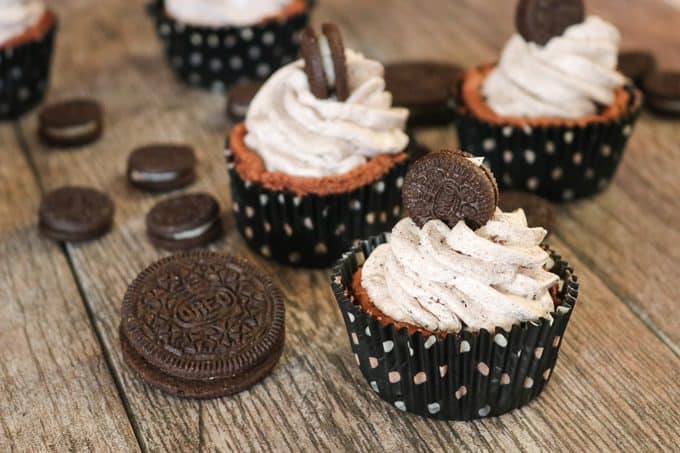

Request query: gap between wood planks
[{"left": 12, "top": 122, "right": 148, "bottom": 453}]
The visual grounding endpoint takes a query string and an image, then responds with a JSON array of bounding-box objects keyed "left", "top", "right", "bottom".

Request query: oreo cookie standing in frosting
[
  {"left": 516, "top": 0, "right": 585, "bottom": 45},
  {"left": 120, "top": 251, "right": 285, "bottom": 398},
  {"left": 402, "top": 150, "right": 498, "bottom": 230},
  {"left": 38, "top": 99, "right": 103, "bottom": 147},
  {"left": 300, "top": 23, "right": 350, "bottom": 100},
  {"left": 127, "top": 144, "right": 196, "bottom": 192},
  {"left": 146, "top": 193, "right": 222, "bottom": 250},
  {"left": 39, "top": 186, "right": 114, "bottom": 242}
]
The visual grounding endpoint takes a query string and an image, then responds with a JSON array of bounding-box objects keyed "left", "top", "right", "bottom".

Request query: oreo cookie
[
  {"left": 516, "top": 0, "right": 585, "bottom": 46},
  {"left": 127, "top": 144, "right": 196, "bottom": 192},
  {"left": 385, "top": 61, "right": 462, "bottom": 127},
  {"left": 120, "top": 251, "right": 285, "bottom": 398},
  {"left": 38, "top": 99, "right": 103, "bottom": 147},
  {"left": 321, "top": 23, "right": 350, "bottom": 101},
  {"left": 146, "top": 193, "right": 222, "bottom": 250},
  {"left": 618, "top": 50, "right": 656, "bottom": 86},
  {"left": 402, "top": 150, "right": 498, "bottom": 229},
  {"left": 300, "top": 23, "right": 350, "bottom": 100},
  {"left": 300, "top": 27, "right": 329, "bottom": 99},
  {"left": 226, "top": 80, "right": 264, "bottom": 122},
  {"left": 499, "top": 191, "right": 556, "bottom": 232},
  {"left": 643, "top": 71, "right": 680, "bottom": 116},
  {"left": 39, "top": 186, "right": 114, "bottom": 242}
]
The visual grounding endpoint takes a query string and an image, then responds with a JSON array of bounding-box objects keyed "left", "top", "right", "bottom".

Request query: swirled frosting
[
  {"left": 244, "top": 49, "right": 409, "bottom": 178},
  {"left": 361, "top": 209, "right": 559, "bottom": 333},
  {"left": 165, "top": 0, "right": 290, "bottom": 27},
  {"left": 0, "top": 0, "right": 45, "bottom": 45},
  {"left": 483, "top": 16, "right": 626, "bottom": 119}
]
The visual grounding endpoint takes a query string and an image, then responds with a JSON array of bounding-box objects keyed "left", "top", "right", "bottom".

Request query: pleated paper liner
[
  {"left": 0, "top": 19, "right": 57, "bottom": 120},
  {"left": 225, "top": 142, "right": 425, "bottom": 269},
  {"left": 331, "top": 234, "right": 579, "bottom": 420},
  {"left": 146, "top": 0, "right": 311, "bottom": 92},
  {"left": 456, "top": 85, "right": 643, "bottom": 202}
]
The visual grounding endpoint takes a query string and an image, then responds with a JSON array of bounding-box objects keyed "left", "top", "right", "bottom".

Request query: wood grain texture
[
  {"left": 5, "top": 0, "right": 680, "bottom": 451},
  {"left": 0, "top": 129, "right": 139, "bottom": 452}
]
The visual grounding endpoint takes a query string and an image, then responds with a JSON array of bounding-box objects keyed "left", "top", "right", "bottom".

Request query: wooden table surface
[{"left": 2, "top": 0, "right": 679, "bottom": 451}]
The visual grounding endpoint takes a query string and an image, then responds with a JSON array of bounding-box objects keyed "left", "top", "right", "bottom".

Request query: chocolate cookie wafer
[
  {"left": 127, "top": 144, "right": 196, "bottom": 192},
  {"left": 39, "top": 186, "right": 114, "bottom": 242},
  {"left": 38, "top": 99, "right": 103, "bottom": 147},
  {"left": 516, "top": 0, "right": 585, "bottom": 45}
]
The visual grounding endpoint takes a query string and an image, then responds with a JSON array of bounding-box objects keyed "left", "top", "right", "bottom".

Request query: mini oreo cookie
[
  {"left": 499, "top": 191, "right": 556, "bottom": 232},
  {"left": 618, "top": 50, "right": 656, "bottom": 86},
  {"left": 120, "top": 251, "right": 285, "bottom": 398},
  {"left": 516, "top": 0, "right": 585, "bottom": 46},
  {"left": 402, "top": 150, "right": 498, "bottom": 229},
  {"left": 300, "top": 27, "right": 329, "bottom": 99},
  {"left": 146, "top": 193, "right": 222, "bottom": 250},
  {"left": 127, "top": 144, "right": 196, "bottom": 191},
  {"left": 643, "top": 71, "right": 680, "bottom": 116},
  {"left": 38, "top": 99, "right": 103, "bottom": 147},
  {"left": 321, "top": 23, "right": 349, "bottom": 101},
  {"left": 385, "top": 61, "right": 462, "bottom": 127},
  {"left": 227, "top": 80, "right": 264, "bottom": 122},
  {"left": 39, "top": 186, "right": 114, "bottom": 242}
]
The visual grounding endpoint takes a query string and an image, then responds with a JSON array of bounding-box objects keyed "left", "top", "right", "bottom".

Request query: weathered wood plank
[{"left": 0, "top": 128, "right": 139, "bottom": 452}]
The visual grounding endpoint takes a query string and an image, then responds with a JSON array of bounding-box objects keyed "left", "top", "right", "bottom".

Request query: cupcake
[
  {"left": 147, "top": 0, "right": 312, "bottom": 92},
  {"left": 0, "top": 0, "right": 57, "bottom": 120},
  {"left": 331, "top": 150, "right": 579, "bottom": 420},
  {"left": 226, "top": 24, "right": 414, "bottom": 268},
  {"left": 455, "top": 0, "right": 642, "bottom": 201}
]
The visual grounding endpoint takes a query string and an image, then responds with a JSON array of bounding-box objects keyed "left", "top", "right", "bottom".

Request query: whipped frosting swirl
[
  {"left": 245, "top": 49, "right": 409, "bottom": 178},
  {"left": 165, "top": 0, "right": 290, "bottom": 27},
  {"left": 0, "top": 0, "right": 45, "bottom": 45},
  {"left": 361, "top": 209, "right": 559, "bottom": 333},
  {"left": 483, "top": 16, "right": 626, "bottom": 119}
]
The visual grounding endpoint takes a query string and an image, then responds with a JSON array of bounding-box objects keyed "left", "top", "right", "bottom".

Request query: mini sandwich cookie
[
  {"left": 127, "top": 144, "right": 196, "bottom": 191},
  {"left": 146, "top": 193, "right": 222, "bottom": 250},
  {"left": 38, "top": 99, "right": 103, "bottom": 147},
  {"left": 300, "top": 23, "right": 350, "bottom": 100},
  {"left": 227, "top": 80, "right": 264, "bottom": 122},
  {"left": 643, "top": 71, "right": 680, "bottom": 117},
  {"left": 618, "top": 50, "right": 656, "bottom": 86},
  {"left": 39, "top": 186, "right": 114, "bottom": 242}
]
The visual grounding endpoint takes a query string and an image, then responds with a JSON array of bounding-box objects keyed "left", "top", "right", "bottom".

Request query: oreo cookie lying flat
[
  {"left": 618, "top": 50, "right": 656, "bottom": 86},
  {"left": 385, "top": 61, "right": 463, "bottom": 127},
  {"left": 516, "top": 0, "right": 585, "bottom": 45},
  {"left": 38, "top": 99, "right": 103, "bottom": 147},
  {"left": 226, "top": 81, "right": 264, "bottom": 122},
  {"left": 39, "top": 186, "right": 114, "bottom": 242},
  {"left": 120, "top": 251, "right": 285, "bottom": 398},
  {"left": 499, "top": 191, "right": 555, "bottom": 232},
  {"left": 300, "top": 23, "right": 350, "bottom": 100},
  {"left": 127, "top": 144, "right": 196, "bottom": 192},
  {"left": 146, "top": 193, "right": 222, "bottom": 250},
  {"left": 643, "top": 71, "right": 680, "bottom": 116},
  {"left": 402, "top": 150, "right": 498, "bottom": 229}
]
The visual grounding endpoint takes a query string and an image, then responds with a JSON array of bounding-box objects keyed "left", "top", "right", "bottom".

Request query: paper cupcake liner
[
  {"left": 147, "top": 0, "right": 310, "bottom": 92},
  {"left": 224, "top": 143, "right": 423, "bottom": 268},
  {"left": 331, "top": 234, "right": 578, "bottom": 420},
  {"left": 0, "top": 20, "right": 57, "bottom": 120},
  {"left": 455, "top": 85, "right": 643, "bottom": 202}
]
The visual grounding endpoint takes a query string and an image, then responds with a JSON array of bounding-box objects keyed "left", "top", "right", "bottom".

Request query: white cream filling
[
  {"left": 318, "top": 35, "right": 336, "bottom": 87},
  {"left": 45, "top": 121, "right": 98, "bottom": 139},
  {"left": 130, "top": 170, "right": 179, "bottom": 183},
  {"left": 171, "top": 220, "right": 217, "bottom": 240}
]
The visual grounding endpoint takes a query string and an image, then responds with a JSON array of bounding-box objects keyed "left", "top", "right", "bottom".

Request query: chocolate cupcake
[
  {"left": 331, "top": 150, "right": 579, "bottom": 419},
  {"left": 226, "top": 24, "right": 414, "bottom": 268},
  {"left": 0, "top": 1, "right": 57, "bottom": 120},
  {"left": 146, "top": 0, "right": 312, "bottom": 92},
  {"left": 455, "top": 0, "right": 642, "bottom": 201}
]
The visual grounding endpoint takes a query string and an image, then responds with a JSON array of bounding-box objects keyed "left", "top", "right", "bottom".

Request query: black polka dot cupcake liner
[
  {"left": 225, "top": 145, "right": 423, "bottom": 269},
  {"left": 331, "top": 234, "right": 579, "bottom": 420},
  {"left": 0, "top": 20, "right": 57, "bottom": 120},
  {"left": 146, "top": 0, "right": 311, "bottom": 92},
  {"left": 456, "top": 85, "right": 643, "bottom": 202}
]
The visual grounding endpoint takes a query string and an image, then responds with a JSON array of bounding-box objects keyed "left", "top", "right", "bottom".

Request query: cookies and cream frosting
[
  {"left": 245, "top": 50, "right": 409, "bottom": 178},
  {"left": 0, "top": 0, "right": 45, "bottom": 45},
  {"left": 361, "top": 209, "right": 559, "bottom": 333},
  {"left": 483, "top": 16, "right": 626, "bottom": 119},
  {"left": 165, "top": 0, "right": 291, "bottom": 27}
]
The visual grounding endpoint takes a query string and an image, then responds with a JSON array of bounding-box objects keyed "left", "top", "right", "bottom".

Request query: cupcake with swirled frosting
[
  {"left": 0, "top": 0, "right": 57, "bottom": 119},
  {"left": 331, "top": 149, "right": 579, "bottom": 420},
  {"left": 226, "top": 24, "right": 416, "bottom": 268},
  {"left": 456, "top": 0, "right": 642, "bottom": 201}
]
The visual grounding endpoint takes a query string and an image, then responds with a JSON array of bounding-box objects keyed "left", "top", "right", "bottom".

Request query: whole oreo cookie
[
  {"left": 516, "top": 0, "right": 585, "bottom": 46},
  {"left": 618, "top": 50, "right": 656, "bottom": 86},
  {"left": 127, "top": 144, "right": 196, "bottom": 192},
  {"left": 402, "top": 150, "right": 498, "bottom": 229},
  {"left": 321, "top": 23, "right": 350, "bottom": 101},
  {"left": 146, "top": 193, "right": 222, "bottom": 250},
  {"left": 300, "top": 27, "right": 329, "bottom": 99},
  {"left": 226, "top": 80, "right": 264, "bottom": 122},
  {"left": 643, "top": 71, "right": 680, "bottom": 116},
  {"left": 39, "top": 186, "right": 114, "bottom": 242},
  {"left": 38, "top": 99, "right": 103, "bottom": 147},
  {"left": 120, "top": 251, "right": 285, "bottom": 398}
]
